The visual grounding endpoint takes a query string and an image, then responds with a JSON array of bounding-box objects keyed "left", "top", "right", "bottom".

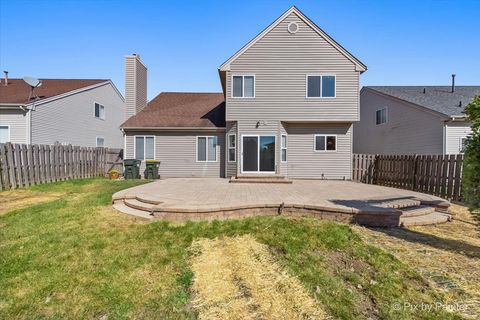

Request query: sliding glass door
[{"left": 242, "top": 135, "right": 276, "bottom": 173}]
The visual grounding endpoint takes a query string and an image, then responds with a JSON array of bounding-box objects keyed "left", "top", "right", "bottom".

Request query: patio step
[
  {"left": 399, "top": 205, "right": 436, "bottom": 217},
  {"left": 376, "top": 199, "right": 422, "bottom": 209},
  {"left": 236, "top": 174, "right": 287, "bottom": 179},
  {"left": 400, "top": 212, "right": 451, "bottom": 227},
  {"left": 230, "top": 175, "right": 293, "bottom": 184},
  {"left": 112, "top": 201, "right": 153, "bottom": 220},
  {"left": 124, "top": 198, "right": 157, "bottom": 212}
]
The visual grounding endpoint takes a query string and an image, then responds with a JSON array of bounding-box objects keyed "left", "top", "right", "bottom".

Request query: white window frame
[
  {"left": 460, "top": 136, "right": 469, "bottom": 153},
  {"left": 228, "top": 134, "right": 236, "bottom": 162},
  {"left": 133, "top": 135, "right": 156, "bottom": 161},
  {"left": 281, "top": 134, "right": 287, "bottom": 163},
  {"left": 196, "top": 136, "right": 218, "bottom": 162},
  {"left": 96, "top": 136, "right": 105, "bottom": 147},
  {"left": 375, "top": 107, "right": 388, "bottom": 125},
  {"left": 306, "top": 74, "right": 336, "bottom": 99},
  {"left": 314, "top": 134, "right": 337, "bottom": 152},
  {"left": 231, "top": 74, "right": 256, "bottom": 98},
  {"left": 94, "top": 102, "right": 105, "bottom": 120},
  {"left": 0, "top": 124, "right": 10, "bottom": 143}
]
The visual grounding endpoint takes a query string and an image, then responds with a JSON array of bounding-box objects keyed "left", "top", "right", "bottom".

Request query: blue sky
[{"left": 1, "top": 0, "right": 479, "bottom": 99}]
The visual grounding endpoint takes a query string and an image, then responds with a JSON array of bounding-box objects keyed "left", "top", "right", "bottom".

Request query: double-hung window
[
  {"left": 306, "top": 75, "right": 336, "bottom": 98},
  {"left": 232, "top": 75, "right": 255, "bottom": 98},
  {"left": 0, "top": 125, "right": 9, "bottom": 143},
  {"left": 197, "top": 136, "right": 217, "bottom": 162},
  {"left": 376, "top": 108, "right": 387, "bottom": 125},
  {"left": 94, "top": 102, "right": 105, "bottom": 120},
  {"left": 228, "top": 134, "right": 236, "bottom": 162},
  {"left": 314, "top": 135, "right": 337, "bottom": 152},
  {"left": 96, "top": 137, "right": 105, "bottom": 147},
  {"left": 135, "top": 136, "right": 155, "bottom": 160},
  {"left": 281, "top": 134, "right": 287, "bottom": 162}
]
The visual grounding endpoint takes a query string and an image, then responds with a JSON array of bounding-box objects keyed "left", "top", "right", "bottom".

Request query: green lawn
[{"left": 0, "top": 179, "right": 463, "bottom": 319}]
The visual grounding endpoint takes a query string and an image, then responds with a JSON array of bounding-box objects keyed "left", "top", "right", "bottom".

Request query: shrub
[{"left": 463, "top": 95, "right": 480, "bottom": 215}]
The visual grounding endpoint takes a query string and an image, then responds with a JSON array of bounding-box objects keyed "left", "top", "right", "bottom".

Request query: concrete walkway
[{"left": 112, "top": 178, "right": 451, "bottom": 227}]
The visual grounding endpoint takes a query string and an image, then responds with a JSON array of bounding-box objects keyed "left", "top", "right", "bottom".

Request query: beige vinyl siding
[
  {"left": 31, "top": 83, "right": 124, "bottom": 148},
  {"left": 125, "top": 131, "right": 225, "bottom": 178},
  {"left": 125, "top": 55, "right": 147, "bottom": 120},
  {"left": 226, "top": 12, "right": 360, "bottom": 122},
  {"left": 226, "top": 121, "right": 237, "bottom": 177},
  {"left": 354, "top": 89, "right": 446, "bottom": 155},
  {"left": 445, "top": 122, "right": 472, "bottom": 154},
  {"left": 237, "top": 120, "right": 281, "bottom": 174},
  {"left": 279, "top": 122, "right": 288, "bottom": 175},
  {"left": 286, "top": 123, "right": 352, "bottom": 179},
  {"left": 0, "top": 109, "right": 28, "bottom": 144}
]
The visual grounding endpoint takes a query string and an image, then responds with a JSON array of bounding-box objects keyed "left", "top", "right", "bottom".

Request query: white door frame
[{"left": 240, "top": 134, "right": 276, "bottom": 174}]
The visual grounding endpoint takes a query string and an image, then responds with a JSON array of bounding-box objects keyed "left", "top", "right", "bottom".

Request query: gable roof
[
  {"left": 121, "top": 92, "right": 225, "bottom": 129},
  {"left": 219, "top": 6, "right": 367, "bottom": 72},
  {"left": 365, "top": 86, "right": 480, "bottom": 118},
  {"left": 0, "top": 78, "right": 109, "bottom": 105}
]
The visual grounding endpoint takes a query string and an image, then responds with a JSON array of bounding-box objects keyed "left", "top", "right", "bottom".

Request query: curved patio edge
[{"left": 111, "top": 179, "right": 452, "bottom": 227}]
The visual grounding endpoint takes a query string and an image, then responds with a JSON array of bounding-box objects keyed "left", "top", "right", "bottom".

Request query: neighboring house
[
  {"left": 354, "top": 85, "right": 479, "bottom": 155},
  {"left": 121, "top": 6, "right": 367, "bottom": 179},
  {"left": 0, "top": 77, "right": 125, "bottom": 148}
]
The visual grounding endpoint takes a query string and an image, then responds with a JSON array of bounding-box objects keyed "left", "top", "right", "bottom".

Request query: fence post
[{"left": 411, "top": 154, "right": 418, "bottom": 191}]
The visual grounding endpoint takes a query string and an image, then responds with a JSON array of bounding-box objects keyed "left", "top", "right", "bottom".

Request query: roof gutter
[
  {"left": 0, "top": 103, "right": 25, "bottom": 108},
  {"left": 122, "top": 126, "right": 226, "bottom": 131},
  {"left": 449, "top": 115, "right": 468, "bottom": 121}
]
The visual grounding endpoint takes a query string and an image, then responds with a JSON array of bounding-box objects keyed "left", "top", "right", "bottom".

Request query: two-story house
[
  {"left": 121, "top": 6, "right": 366, "bottom": 179},
  {"left": 0, "top": 76, "right": 125, "bottom": 148},
  {"left": 354, "top": 83, "right": 479, "bottom": 155}
]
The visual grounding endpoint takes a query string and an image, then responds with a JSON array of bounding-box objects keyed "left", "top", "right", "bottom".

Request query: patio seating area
[{"left": 112, "top": 178, "right": 452, "bottom": 227}]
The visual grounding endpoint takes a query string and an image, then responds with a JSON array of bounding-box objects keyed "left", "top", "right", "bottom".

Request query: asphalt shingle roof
[
  {"left": 366, "top": 86, "right": 480, "bottom": 117},
  {"left": 0, "top": 79, "right": 108, "bottom": 104},
  {"left": 121, "top": 92, "right": 225, "bottom": 129}
]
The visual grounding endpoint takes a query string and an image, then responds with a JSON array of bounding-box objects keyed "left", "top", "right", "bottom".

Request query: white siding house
[{"left": 0, "top": 78, "right": 125, "bottom": 148}]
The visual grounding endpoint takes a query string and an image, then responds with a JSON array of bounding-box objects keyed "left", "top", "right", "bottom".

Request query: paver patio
[{"left": 112, "top": 178, "right": 451, "bottom": 227}]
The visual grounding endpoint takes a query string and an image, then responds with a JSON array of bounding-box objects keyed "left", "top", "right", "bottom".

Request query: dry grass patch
[
  {"left": 353, "top": 204, "right": 480, "bottom": 318},
  {"left": 190, "top": 235, "right": 326, "bottom": 320},
  {"left": 0, "top": 190, "right": 64, "bottom": 216}
]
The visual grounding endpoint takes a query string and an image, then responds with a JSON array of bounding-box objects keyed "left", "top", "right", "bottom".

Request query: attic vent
[{"left": 287, "top": 22, "right": 299, "bottom": 34}]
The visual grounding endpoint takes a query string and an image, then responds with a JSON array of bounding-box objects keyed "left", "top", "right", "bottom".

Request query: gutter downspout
[{"left": 442, "top": 122, "right": 446, "bottom": 155}]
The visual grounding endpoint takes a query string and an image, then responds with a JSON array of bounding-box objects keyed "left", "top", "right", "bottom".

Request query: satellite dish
[{"left": 23, "top": 76, "right": 42, "bottom": 87}]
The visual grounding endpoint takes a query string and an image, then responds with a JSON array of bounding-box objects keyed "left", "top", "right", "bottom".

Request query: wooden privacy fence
[
  {"left": 353, "top": 154, "right": 464, "bottom": 201},
  {"left": 0, "top": 143, "right": 123, "bottom": 190}
]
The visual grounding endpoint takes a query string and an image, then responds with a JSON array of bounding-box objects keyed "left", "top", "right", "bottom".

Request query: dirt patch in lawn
[
  {"left": 0, "top": 190, "right": 65, "bottom": 216},
  {"left": 353, "top": 204, "right": 480, "bottom": 319},
  {"left": 189, "top": 235, "right": 326, "bottom": 320}
]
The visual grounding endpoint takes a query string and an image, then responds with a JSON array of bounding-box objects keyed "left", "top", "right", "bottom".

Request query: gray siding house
[
  {"left": 354, "top": 85, "right": 479, "bottom": 155},
  {"left": 121, "top": 6, "right": 366, "bottom": 179},
  {"left": 0, "top": 77, "right": 125, "bottom": 148}
]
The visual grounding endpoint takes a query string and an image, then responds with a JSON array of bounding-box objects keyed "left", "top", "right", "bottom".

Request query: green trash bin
[
  {"left": 144, "top": 160, "right": 160, "bottom": 179},
  {"left": 123, "top": 159, "right": 141, "bottom": 179}
]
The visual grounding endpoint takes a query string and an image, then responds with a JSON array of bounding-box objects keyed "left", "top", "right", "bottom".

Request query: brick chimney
[{"left": 125, "top": 54, "right": 147, "bottom": 120}]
